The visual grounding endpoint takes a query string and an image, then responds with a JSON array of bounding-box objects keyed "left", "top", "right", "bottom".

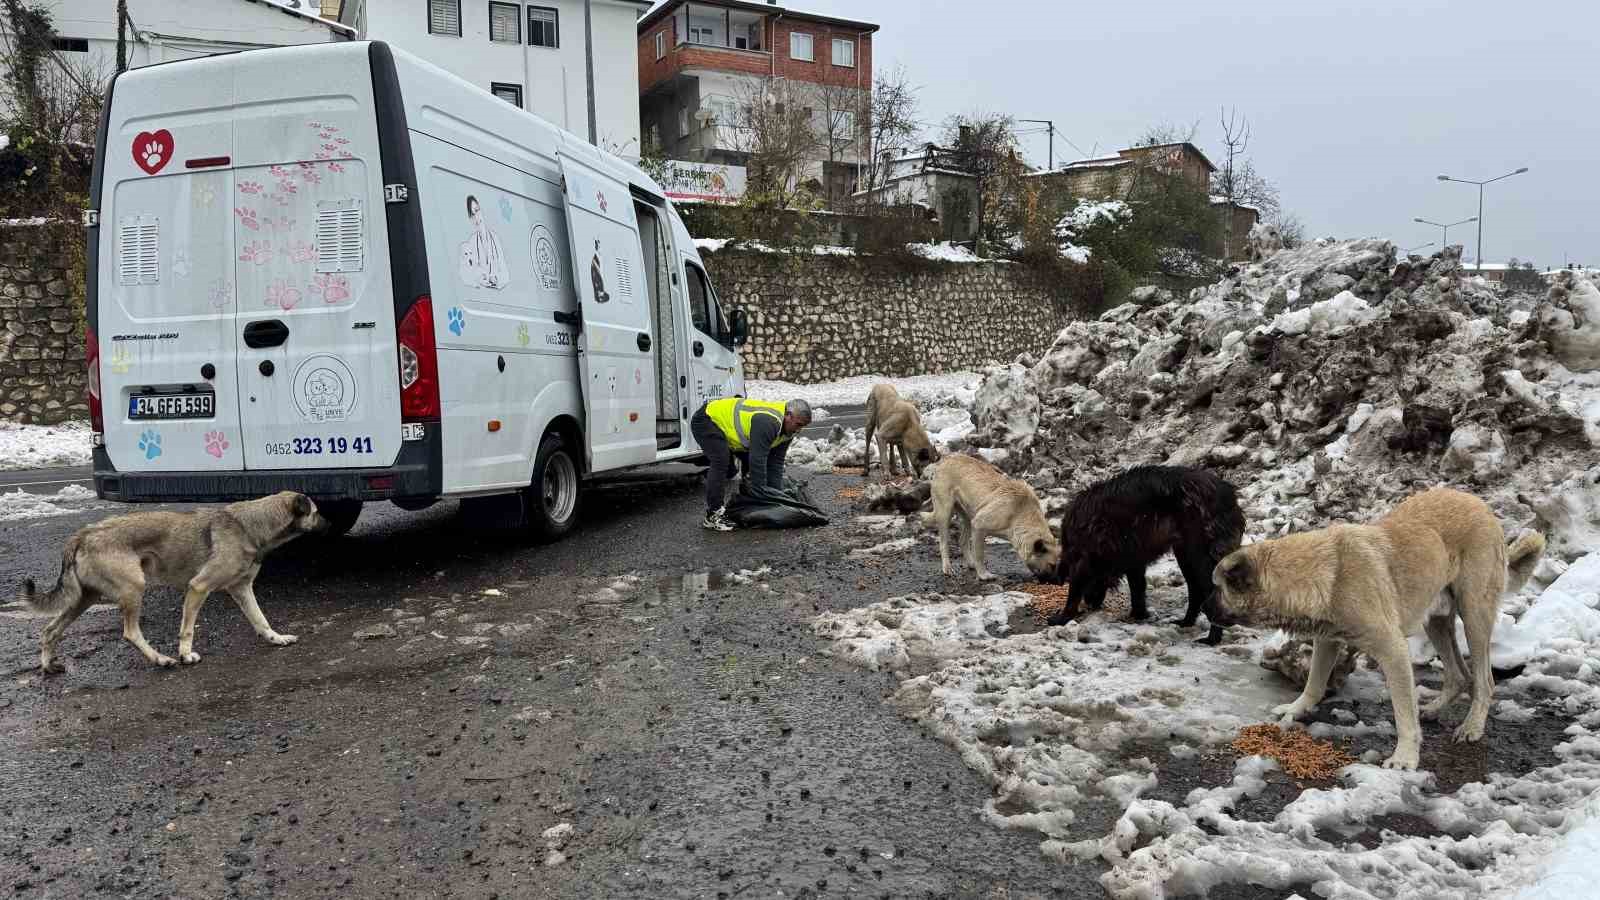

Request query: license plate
[{"left": 129, "top": 392, "right": 214, "bottom": 420}]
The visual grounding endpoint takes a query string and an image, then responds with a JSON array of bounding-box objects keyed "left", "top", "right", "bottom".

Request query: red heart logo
[{"left": 132, "top": 129, "right": 173, "bottom": 175}]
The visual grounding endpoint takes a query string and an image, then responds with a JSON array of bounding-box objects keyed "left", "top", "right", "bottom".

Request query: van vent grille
[
  {"left": 614, "top": 257, "right": 633, "bottom": 298},
  {"left": 117, "top": 216, "right": 160, "bottom": 286},
  {"left": 315, "top": 199, "right": 364, "bottom": 274}
]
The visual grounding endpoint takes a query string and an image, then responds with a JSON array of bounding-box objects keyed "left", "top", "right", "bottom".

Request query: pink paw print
[
  {"left": 233, "top": 206, "right": 259, "bottom": 230},
  {"left": 239, "top": 180, "right": 263, "bottom": 194},
  {"left": 204, "top": 431, "right": 230, "bottom": 459}
]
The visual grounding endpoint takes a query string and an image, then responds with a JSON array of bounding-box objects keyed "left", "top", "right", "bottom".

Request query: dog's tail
[
  {"left": 19, "top": 534, "right": 83, "bottom": 615},
  {"left": 1505, "top": 530, "right": 1547, "bottom": 596}
]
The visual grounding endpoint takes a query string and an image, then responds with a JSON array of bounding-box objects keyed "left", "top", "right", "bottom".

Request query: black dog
[{"left": 1048, "top": 465, "right": 1245, "bottom": 645}]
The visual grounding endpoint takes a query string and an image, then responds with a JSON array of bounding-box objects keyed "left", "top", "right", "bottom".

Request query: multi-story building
[
  {"left": 335, "top": 0, "right": 651, "bottom": 154},
  {"left": 636, "top": 0, "right": 876, "bottom": 202}
]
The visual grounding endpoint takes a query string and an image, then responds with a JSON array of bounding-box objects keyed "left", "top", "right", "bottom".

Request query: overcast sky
[{"left": 669, "top": 0, "right": 1597, "bottom": 267}]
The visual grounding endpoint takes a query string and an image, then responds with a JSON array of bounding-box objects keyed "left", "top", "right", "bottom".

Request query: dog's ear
[
  {"left": 1218, "top": 553, "right": 1255, "bottom": 593},
  {"left": 292, "top": 493, "right": 314, "bottom": 517}
]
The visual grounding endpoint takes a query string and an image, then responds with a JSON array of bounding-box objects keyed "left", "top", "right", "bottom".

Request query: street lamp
[
  {"left": 1437, "top": 167, "right": 1530, "bottom": 273},
  {"left": 1412, "top": 216, "right": 1476, "bottom": 249},
  {"left": 1403, "top": 241, "right": 1436, "bottom": 254}
]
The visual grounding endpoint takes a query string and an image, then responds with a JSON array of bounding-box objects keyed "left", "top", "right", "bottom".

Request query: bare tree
[
  {"left": 861, "top": 65, "right": 921, "bottom": 194},
  {"left": 1211, "top": 108, "right": 1282, "bottom": 257},
  {"left": 941, "top": 111, "right": 1019, "bottom": 257},
  {"left": 730, "top": 77, "right": 821, "bottom": 208},
  {"left": 809, "top": 79, "right": 868, "bottom": 208}
]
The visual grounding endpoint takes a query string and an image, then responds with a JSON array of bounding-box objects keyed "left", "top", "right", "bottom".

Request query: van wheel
[
  {"left": 318, "top": 499, "right": 363, "bottom": 537},
  {"left": 526, "top": 433, "right": 582, "bottom": 541}
]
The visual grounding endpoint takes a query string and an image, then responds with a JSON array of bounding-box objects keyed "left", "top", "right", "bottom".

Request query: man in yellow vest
[{"left": 690, "top": 396, "right": 813, "bottom": 531}]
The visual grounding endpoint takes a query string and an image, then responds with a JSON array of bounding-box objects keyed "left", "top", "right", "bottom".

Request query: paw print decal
[
  {"left": 265, "top": 280, "right": 303, "bottom": 312},
  {"left": 132, "top": 129, "right": 173, "bottom": 175},
  {"left": 234, "top": 206, "right": 260, "bottom": 230},
  {"left": 109, "top": 345, "right": 131, "bottom": 375},
  {"left": 447, "top": 307, "right": 465, "bottom": 337},
  {"left": 516, "top": 323, "right": 530, "bottom": 347},
  {"left": 309, "top": 273, "right": 350, "bottom": 304},
  {"left": 138, "top": 430, "right": 162, "bottom": 460},
  {"left": 204, "top": 431, "right": 230, "bottom": 459}
]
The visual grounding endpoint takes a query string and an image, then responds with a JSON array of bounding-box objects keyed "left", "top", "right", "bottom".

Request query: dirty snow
[
  {"left": 907, "top": 241, "right": 986, "bottom": 263},
  {"left": 0, "top": 484, "right": 99, "bottom": 521},
  {"left": 0, "top": 421, "right": 92, "bottom": 471}
]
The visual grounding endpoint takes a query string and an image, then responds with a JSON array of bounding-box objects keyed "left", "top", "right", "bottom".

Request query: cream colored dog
[
  {"left": 929, "top": 454, "right": 1061, "bottom": 581},
  {"left": 863, "top": 383, "right": 939, "bottom": 478},
  {"left": 1213, "top": 487, "right": 1545, "bottom": 770}
]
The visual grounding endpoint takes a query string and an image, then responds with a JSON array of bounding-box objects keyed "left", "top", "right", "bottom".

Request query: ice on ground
[
  {"left": 907, "top": 241, "right": 986, "bottom": 263},
  {"left": 0, "top": 485, "right": 99, "bottom": 521},
  {"left": 747, "top": 372, "right": 982, "bottom": 408},
  {"left": 814, "top": 568, "right": 1600, "bottom": 898},
  {"left": 1261, "top": 289, "right": 1379, "bottom": 336},
  {"left": 1493, "top": 553, "right": 1600, "bottom": 669},
  {"left": 0, "top": 420, "right": 92, "bottom": 471}
]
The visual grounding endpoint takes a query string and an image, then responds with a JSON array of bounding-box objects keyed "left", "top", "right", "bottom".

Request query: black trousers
[{"left": 691, "top": 408, "right": 738, "bottom": 513}]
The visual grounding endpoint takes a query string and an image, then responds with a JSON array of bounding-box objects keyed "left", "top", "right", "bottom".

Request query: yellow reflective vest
[{"left": 704, "top": 398, "right": 791, "bottom": 452}]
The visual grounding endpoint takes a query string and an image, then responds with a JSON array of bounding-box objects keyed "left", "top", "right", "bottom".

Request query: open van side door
[{"left": 555, "top": 151, "right": 658, "bottom": 473}]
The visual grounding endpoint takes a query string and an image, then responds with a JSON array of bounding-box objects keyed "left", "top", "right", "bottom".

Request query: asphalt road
[{"left": 0, "top": 463, "right": 1102, "bottom": 899}]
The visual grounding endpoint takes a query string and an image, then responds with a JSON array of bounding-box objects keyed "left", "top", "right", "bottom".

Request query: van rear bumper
[{"left": 93, "top": 428, "right": 442, "bottom": 504}]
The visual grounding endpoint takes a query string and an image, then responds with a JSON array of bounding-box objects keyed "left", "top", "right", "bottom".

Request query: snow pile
[
  {"left": 0, "top": 484, "right": 99, "bottom": 521},
  {"left": 907, "top": 242, "right": 985, "bottom": 263},
  {"left": 0, "top": 420, "right": 92, "bottom": 470},
  {"left": 966, "top": 241, "right": 1600, "bottom": 565}
]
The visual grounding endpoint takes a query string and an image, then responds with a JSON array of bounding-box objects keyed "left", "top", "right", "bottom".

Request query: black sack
[{"left": 724, "top": 477, "right": 829, "bottom": 529}]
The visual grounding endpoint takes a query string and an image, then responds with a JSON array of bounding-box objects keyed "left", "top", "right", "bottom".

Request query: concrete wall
[
  {"left": 31, "top": 0, "right": 345, "bottom": 74},
  {"left": 699, "top": 248, "right": 1074, "bottom": 383},
  {"left": 0, "top": 224, "right": 87, "bottom": 425}
]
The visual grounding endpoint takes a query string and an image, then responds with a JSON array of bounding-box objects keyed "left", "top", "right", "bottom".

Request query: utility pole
[
  {"left": 116, "top": 0, "right": 128, "bottom": 72},
  {"left": 583, "top": 0, "right": 597, "bottom": 145},
  {"left": 1437, "top": 167, "right": 1529, "bottom": 274},
  {"left": 1019, "top": 118, "right": 1053, "bottom": 170}
]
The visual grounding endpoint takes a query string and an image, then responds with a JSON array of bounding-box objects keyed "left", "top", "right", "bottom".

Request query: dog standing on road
[
  {"left": 1049, "top": 465, "right": 1244, "bottom": 645},
  {"left": 1213, "top": 487, "right": 1545, "bottom": 771},
  {"left": 863, "top": 384, "right": 939, "bottom": 478},
  {"left": 929, "top": 454, "right": 1060, "bottom": 581},
  {"left": 17, "top": 491, "right": 328, "bottom": 672}
]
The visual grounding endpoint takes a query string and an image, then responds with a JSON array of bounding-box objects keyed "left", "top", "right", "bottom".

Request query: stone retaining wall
[
  {"left": 0, "top": 222, "right": 87, "bottom": 425},
  {"left": 699, "top": 249, "right": 1076, "bottom": 383}
]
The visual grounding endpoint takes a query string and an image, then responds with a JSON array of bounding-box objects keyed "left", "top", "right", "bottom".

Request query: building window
[
  {"left": 678, "top": 107, "right": 689, "bottom": 138},
  {"left": 832, "top": 38, "right": 854, "bottom": 67},
  {"left": 528, "top": 6, "right": 558, "bottom": 48},
  {"left": 488, "top": 2, "right": 520, "bottom": 43},
  {"left": 832, "top": 109, "right": 855, "bottom": 136},
  {"left": 491, "top": 82, "right": 523, "bottom": 108},
  {"left": 789, "top": 32, "right": 813, "bottom": 62},
  {"left": 51, "top": 37, "right": 89, "bottom": 52},
  {"left": 428, "top": 0, "right": 462, "bottom": 36},
  {"left": 654, "top": 31, "right": 666, "bottom": 59}
]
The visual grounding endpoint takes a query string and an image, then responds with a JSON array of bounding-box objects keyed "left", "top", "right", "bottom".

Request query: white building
[
  {"left": 18, "top": 0, "right": 350, "bottom": 74},
  {"left": 336, "top": 0, "right": 650, "bottom": 157}
]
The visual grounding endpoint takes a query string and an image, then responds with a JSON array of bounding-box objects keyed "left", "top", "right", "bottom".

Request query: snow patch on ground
[
  {"left": 748, "top": 372, "right": 982, "bottom": 408},
  {"left": 0, "top": 485, "right": 99, "bottom": 521},
  {"left": 0, "top": 420, "right": 92, "bottom": 471}
]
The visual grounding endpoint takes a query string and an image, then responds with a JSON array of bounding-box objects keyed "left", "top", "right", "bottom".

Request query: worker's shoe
[{"left": 702, "top": 507, "right": 735, "bottom": 532}]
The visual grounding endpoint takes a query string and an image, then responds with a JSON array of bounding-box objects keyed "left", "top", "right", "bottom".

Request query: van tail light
[
  {"left": 397, "top": 296, "right": 439, "bottom": 421},
  {"left": 85, "top": 325, "right": 105, "bottom": 434}
]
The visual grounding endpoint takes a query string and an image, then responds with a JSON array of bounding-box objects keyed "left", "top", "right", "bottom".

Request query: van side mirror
[{"left": 728, "top": 309, "right": 749, "bottom": 346}]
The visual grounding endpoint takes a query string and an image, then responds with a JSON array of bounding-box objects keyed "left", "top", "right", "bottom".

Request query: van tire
[
  {"left": 525, "top": 432, "right": 582, "bottom": 541},
  {"left": 318, "top": 499, "right": 363, "bottom": 537}
]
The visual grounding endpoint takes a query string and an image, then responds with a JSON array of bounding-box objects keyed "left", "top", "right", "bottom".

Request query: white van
[{"left": 86, "top": 41, "right": 749, "bottom": 537}]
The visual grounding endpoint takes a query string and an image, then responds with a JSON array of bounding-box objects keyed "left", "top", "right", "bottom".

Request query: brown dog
[
  {"left": 18, "top": 492, "right": 328, "bottom": 672},
  {"left": 863, "top": 383, "right": 939, "bottom": 478},
  {"left": 1213, "top": 487, "right": 1544, "bottom": 770},
  {"left": 929, "top": 454, "right": 1060, "bottom": 581}
]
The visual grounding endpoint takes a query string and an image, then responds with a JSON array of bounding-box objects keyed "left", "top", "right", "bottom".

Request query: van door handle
[
  {"left": 693, "top": 340, "right": 704, "bottom": 357},
  {"left": 636, "top": 332, "right": 651, "bottom": 352},
  {"left": 243, "top": 319, "right": 289, "bottom": 348}
]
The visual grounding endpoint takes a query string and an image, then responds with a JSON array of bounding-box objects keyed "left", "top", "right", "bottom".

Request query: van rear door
[
  {"left": 228, "top": 48, "right": 401, "bottom": 471},
  {"left": 98, "top": 55, "right": 244, "bottom": 473},
  {"left": 555, "top": 148, "right": 657, "bottom": 473}
]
